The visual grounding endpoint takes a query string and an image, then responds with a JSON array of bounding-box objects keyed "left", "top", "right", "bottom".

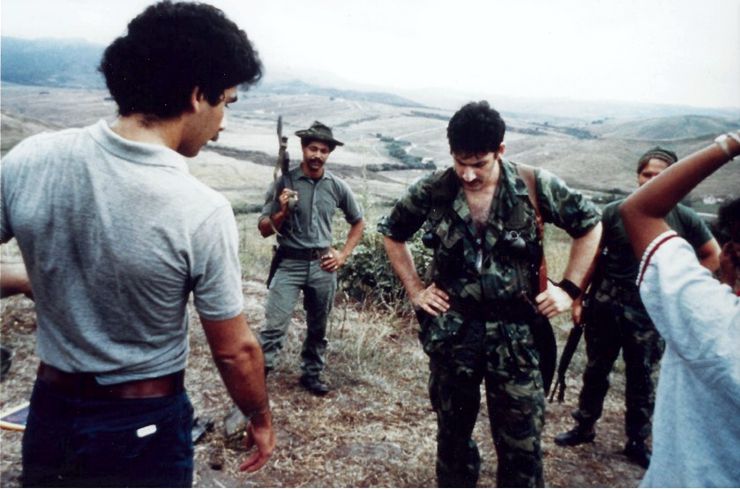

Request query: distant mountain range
[
  {"left": 0, "top": 36, "right": 422, "bottom": 108},
  {"left": 1, "top": 37, "right": 106, "bottom": 88},
  {"left": 2, "top": 35, "right": 738, "bottom": 131}
]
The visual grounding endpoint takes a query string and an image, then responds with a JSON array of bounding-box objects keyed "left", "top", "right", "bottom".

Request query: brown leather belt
[{"left": 37, "top": 362, "right": 185, "bottom": 399}]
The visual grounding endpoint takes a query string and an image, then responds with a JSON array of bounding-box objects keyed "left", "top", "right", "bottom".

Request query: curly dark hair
[
  {"left": 447, "top": 101, "right": 506, "bottom": 155},
  {"left": 717, "top": 197, "right": 740, "bottom": 244},
  {"left": 99, "top": 1, "right": 262, "bottom": 118}
]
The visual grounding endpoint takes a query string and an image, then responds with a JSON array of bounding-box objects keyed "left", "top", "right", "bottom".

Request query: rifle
[
  {"left": 266, "top": 116, "right": 297, "bottom": 287},
  {"left": 272, "top": 116, "right": 297, "bottom": 210},
  {"left": 548, "top": 246, "right": 605, "bottom": 403},
  {"left": 549, "top": 321, "right": 584, "bottom": 403}
]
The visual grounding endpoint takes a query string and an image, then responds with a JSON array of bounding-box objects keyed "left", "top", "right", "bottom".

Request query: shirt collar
[
  {"left": 88, "top": 120, "right": 189, "bottom": 172},
  {"left": 294, "top": 165, "right": 335, "bottom": 182}
]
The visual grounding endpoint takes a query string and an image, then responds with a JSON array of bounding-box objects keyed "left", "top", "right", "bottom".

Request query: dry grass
[{"left": 1, "top": 223, "right": 644, "bottom": 487}]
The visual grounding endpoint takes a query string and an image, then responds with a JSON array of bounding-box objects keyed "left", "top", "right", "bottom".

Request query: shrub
[{"left": 337, "top": 230, "right": 432, "bottom": 315}]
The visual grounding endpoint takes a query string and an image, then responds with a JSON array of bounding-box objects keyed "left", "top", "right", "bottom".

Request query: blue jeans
[{"left": 22, "top": 379, "right": 194, "bottom": 487}]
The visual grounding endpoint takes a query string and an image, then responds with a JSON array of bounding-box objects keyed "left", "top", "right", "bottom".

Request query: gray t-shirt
[
  {"left": 260, "top": 166, "right": 363, "bottom": 249},
  {"left": 1, "top": 120, "right": 244, "bottom": 383}
]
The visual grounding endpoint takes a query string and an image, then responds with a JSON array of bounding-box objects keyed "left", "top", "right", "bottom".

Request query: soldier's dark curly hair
[
  {"left": 100, "top": 1, "right": 262, "bottom": 118},
  {"left": 447, "top": 101, "right": 506, "bottom": 155}
]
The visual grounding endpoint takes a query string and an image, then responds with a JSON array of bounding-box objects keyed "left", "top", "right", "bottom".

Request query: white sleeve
[{"left": 639, "top": 235, "right": 740, "bottom": 364}]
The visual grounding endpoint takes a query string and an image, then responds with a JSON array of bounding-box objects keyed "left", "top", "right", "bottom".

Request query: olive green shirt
[
  {"left": 261, "top": 166, "right": 363, "bottom": 249},
  {"left": 599, "top": 198, "right": 713, "bottom": 287}
]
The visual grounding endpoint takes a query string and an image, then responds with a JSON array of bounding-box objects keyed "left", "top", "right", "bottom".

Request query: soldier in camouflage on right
[
  {"left": 555, "top": 147, "right": 720, "bottom": 468},
  {"left": 379, "top": 101, "right": 602, "bottom": 487}
]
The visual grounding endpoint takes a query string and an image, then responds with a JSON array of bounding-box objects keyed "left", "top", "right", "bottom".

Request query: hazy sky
[{"left": 2, "top": 0, "right": 739, "bottom": 108}]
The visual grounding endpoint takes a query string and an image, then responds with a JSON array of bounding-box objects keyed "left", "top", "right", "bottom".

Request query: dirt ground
[{"left": 0, "top": 279, "right": 645, "bottom": 487}]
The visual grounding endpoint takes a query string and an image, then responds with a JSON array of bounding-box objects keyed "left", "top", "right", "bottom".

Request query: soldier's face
[
  {"left": 453, "top": 151, "right": 499, "bottom": 190},
  {"left": 637, "top": 158, "right": 669, "bottom": 187},
  {"left": 302, "top": 141, "right": 332, "bottom": 176}
]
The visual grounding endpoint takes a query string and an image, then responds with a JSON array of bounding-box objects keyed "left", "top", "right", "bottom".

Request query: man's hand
[
  {"left": 535, "top": 280, "right": 573, "bottom": 318},
  {"left": 411, "top": 283, "right": 450, "bottom": 317},
  {"left": 239, "top": 411, "right": 276, "bottom": 473},
  {"left": 320, "top": 248, "right": 345, "bottom": 272},
  {"left": 277, "top": 188, "right": 297, "bottom": 214}
]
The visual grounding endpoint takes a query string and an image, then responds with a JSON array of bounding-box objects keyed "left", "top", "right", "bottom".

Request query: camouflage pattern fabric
[
  {"left": 572, "top": 278, "right": 664, "bottom": 441},
  {"left": 379, "top": 159, "right": 600, "bottom": 487},
  {"left": 428, "top": 316, "right": 545, "bottom": 487}
]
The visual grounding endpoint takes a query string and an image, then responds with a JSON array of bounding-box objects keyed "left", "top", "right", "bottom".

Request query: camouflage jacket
[{"left": 379, "top": 159, "right": 599, "bottom": 352}]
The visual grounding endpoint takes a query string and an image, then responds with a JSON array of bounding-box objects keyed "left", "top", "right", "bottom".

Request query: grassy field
[{"left": 0, "top": 82, "right": 704, "bottom": 486}]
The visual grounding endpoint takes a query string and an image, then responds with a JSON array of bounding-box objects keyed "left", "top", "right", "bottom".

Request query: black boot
[
  {"left": 554, "top": 424, "right": 596, "bottom": 446},
  {"left": 623, "top": 439, "right": 651, "bottom": 469},
  {"left": 299, "top": 374, "right": 330, "bottom": 396}
]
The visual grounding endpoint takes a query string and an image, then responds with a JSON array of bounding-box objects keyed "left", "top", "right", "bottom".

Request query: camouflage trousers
[
  {"left": 427, "top": 317, "right": 545, "bottom": 488},
  {"left": 573, "top": 291, "right": 664, "bottom": 441},
  {"left": 259, "top": 258, "right": 336, "bottom": 377}
]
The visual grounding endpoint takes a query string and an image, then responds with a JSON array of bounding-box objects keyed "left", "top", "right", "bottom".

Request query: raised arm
[
  {"left": 258, "top": 188, "right": 296, "bottom": 238},
  {"left": 620, "top": 132, "right": 740, "bottom": 258},
  {"left": 200, "top": 314, "right": 275, "bottom": 472}
]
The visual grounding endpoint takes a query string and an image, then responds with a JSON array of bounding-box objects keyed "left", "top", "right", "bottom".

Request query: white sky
[{"left": 2, "top": 0, "right": 739, "bottom": 108}]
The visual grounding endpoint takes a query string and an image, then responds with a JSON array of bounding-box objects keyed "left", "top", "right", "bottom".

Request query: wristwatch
[
  {"left": 556, "top": 278, "right": 582, "bottom": 300},
  {"left": 714, "top": 132, "right": 740, "bottom": 159}
]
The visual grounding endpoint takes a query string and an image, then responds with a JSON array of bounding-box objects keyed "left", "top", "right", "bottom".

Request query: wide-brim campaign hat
[{"left": 295, "top": 121, "right": 344, "bottom": 146}]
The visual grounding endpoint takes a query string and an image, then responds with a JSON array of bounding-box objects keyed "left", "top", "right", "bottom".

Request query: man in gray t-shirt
[
  {"left": 0, "top": 3, "right": 274, "bottom": 486},
  {"left": 258, "top": 121, "right": 364, "bottom": 395}
]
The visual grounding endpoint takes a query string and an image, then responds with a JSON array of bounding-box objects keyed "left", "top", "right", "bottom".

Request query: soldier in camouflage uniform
[
  {"left": 379, "top": 101, "right": 602, "bottom": 487},
  {"left": 555, "top": 147, "right": 720, "bottom": 468}
]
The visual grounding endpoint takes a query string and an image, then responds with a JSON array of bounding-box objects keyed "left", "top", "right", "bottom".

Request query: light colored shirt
[
  {"left": 638, "top": 232, "right": 740, "bottom": 487},
  {"left": 1, "top": 120, "right": 244, "bottom": 383}
]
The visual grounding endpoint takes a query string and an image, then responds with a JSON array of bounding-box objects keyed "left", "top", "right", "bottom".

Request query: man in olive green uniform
[
  {"left": 555, "top": 147, "right": 720, "bottom": 468},
  {"left": 379, "top": 101, "right": 602, "bottom": 487},
  {"left": 258, "top": 122, "right": 364, "bottom": 395}
]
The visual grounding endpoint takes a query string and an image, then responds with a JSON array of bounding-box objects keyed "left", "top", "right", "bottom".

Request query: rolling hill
[{"left": 1, "top": 37, "right": 738, "bottom": 208}]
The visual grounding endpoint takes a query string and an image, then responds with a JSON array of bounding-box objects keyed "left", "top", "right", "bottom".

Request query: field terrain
[{"left": 1, "top": 74, "right": 738, "bottom": 487}]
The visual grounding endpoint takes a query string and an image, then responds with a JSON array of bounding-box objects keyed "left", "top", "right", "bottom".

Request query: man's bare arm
[
  {"left": 620, "top": 133, "right": 740, "bottom": 258},
  {"left": 258, "top": 188, "right": 295, "bottom": 238},
  {"left": 536, "top": 222, "right": 603, "bottom": 318},
  {"left": 200, "top": 314, "right": 275, "bottom": 472},
  {"left": 383, "top": 236, "right": 449, "bottom": 316},
  {"left": 0, "top": 262, "right": 33, "bottom": 299}
]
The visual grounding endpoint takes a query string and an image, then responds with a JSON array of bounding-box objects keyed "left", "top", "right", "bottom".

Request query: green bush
[{"left": 337, "top": 230, "right": 433, "bottom": 315}]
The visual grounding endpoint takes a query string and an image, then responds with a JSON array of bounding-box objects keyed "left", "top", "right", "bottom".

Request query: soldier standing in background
[
  {"left": 379, "top": 101, "right": 602, "bottom": 487},
  {"left": 258, "top": 121, "right": 365, "bottom": 395},
  {"left": 555, "top": 147, "right": 720, "bottom": 468}
]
